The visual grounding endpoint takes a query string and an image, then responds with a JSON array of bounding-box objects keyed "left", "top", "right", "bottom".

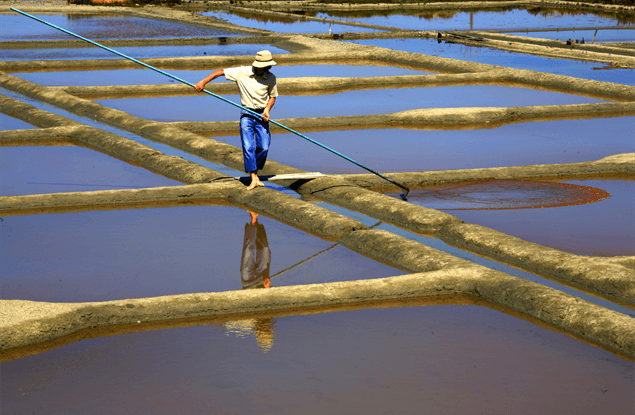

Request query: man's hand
[
  {"left": 262, "top": 108, "right": 270, "bottom": 122},
  {"left": 194, "top": 81, "right": 206, "bottom": 92}
]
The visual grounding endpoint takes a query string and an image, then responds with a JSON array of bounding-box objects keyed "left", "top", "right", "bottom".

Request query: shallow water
[
  {"left": 435, "top": 180, "right": 634, "bottom": 257},
  {"left": 347, "top": 38, "right": 635, "bottom": 85},
  {"left": 2, "top": 9, "right": 633, "bottom": 411},
  {"left": 398, "top": 179, "right": 610, "bottom": 210},
  {"left": 0, "top": 206, "right": 398, "bottom": 302},
  {"left": 502, "top": 28, "right": 635, "bottom": 43},
  {"left": 321, "top": 202, "right": 634, "bottom": 315},
  {"left": 95, "top": 85, "right": 609, "bottom": 122},
  {"left": 0, "top": 145, "right": 182, "bottom": 196},
  {"left": 1, "top": 44, "right": 291, "bottom": 61},
  {"left": 210, "top": 117, "right": 634, "bottom": 173},
  {"left": 11, "top": 64, "right": 428, "bottom": 87},
  {"left": 0, "top": 86, "right": 250, "bottom": 185},
  {"left": 317, "top": 8, "right": 632, "bottom": 31},
  {"left": 0, "top": 113, "right": 37, "bottom": 130},
  {"left": 202, "top": 10, "right": 385, "bottom": 34},
  {"left": 2, "top": 304, "right": 632, "bottom": 414},
  {"left": 0, "top": 13, "right": 243, "bottom": 42}
]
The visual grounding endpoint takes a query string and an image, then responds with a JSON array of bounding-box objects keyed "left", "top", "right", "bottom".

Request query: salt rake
[{"left": 12, "top": 7, "right": 411, "bottom": 201}]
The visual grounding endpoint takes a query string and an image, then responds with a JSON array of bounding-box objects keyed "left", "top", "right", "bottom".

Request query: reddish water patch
[{"left": 397, "top": 179, "right": 611, "bottom": 210}]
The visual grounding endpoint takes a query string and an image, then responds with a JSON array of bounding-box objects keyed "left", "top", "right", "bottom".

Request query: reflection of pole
[
  {"left": 470, "top": 12, "right": 473, "bottom": 31},
  {"left": 270, "top": 221, "right": 382, "bottom": 280}
]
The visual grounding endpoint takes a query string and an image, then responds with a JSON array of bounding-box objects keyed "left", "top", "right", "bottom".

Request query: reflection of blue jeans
[
  {"left": 241, "top": 222, "right": 271, "bottom": 289},
  {"left": 240, "top": 109, "right": 270, "bottom": 173}
]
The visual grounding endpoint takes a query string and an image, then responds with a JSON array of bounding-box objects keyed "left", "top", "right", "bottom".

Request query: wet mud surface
[
  {"left": 2, "top": 304, "right": 633, "bottom": 414},
  {"left": 399, "top": 179, "right": 611, "bottom": 210}
]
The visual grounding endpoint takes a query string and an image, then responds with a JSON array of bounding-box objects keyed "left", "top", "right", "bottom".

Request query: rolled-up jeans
[{"left": 240, "top": 109, "right": 270, "bottom": 173}]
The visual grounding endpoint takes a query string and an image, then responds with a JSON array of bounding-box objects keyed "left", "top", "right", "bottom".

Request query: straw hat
[{"left": 252, "top": 50, "right": 277, "bottom": 68}]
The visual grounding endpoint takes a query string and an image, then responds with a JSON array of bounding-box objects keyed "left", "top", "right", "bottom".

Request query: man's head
[{"left": 252, "top": 50, "right": 276, "bottom": 72}]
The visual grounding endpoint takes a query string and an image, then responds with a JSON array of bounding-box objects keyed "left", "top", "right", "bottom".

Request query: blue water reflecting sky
[
  {"left": 1, "top": 13, "right": 244, "bottom": 41},
  {"left": 1, "top": 44, "right": 290, "bottom": 61},
  {"left": 317, "top": 8, "right": 631, "bottom": 31},
  {"left": 501, "top": 28, "right": 634, "bottom": 43},
  {"left": 202, "top": 11, "right": 384, "bottom": 34},
  {"left": 12, "top": 65, "right": 427, "bottom": 87},
  {"left": 347, "top": 38, "right": 635, "bottom": 85}
]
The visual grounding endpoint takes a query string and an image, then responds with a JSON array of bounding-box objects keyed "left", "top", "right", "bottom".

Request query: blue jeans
[{"left": 240, "top": 109, "right": 270, "bottom": 173}]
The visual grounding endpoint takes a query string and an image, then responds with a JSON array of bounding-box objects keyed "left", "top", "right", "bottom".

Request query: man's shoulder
[{"left": 224, "top": 66, "right": 251, "bottom": 79}]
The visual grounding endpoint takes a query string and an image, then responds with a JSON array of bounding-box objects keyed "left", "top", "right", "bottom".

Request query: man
[{"left": 195, "top": 50, "right": 278, "bottom": 190}]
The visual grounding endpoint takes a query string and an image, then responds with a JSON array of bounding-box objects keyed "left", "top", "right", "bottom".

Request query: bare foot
[
  {"left": 246, "top": 180, "right": 264, "bottom": 190},
  {"left": 246, "top": 172, "right": 265, "bottom": 190}
]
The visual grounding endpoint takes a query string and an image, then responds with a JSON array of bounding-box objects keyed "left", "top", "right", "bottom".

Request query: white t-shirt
[{"left": 224, "top": 66, "right": 278, "bottom": 110}]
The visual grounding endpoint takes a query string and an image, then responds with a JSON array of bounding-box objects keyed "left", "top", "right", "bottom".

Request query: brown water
[
  {"left": 396, "top": 179, "right": 611, "bottom": 210},
  {"left": 0, "top": 145, "right": 182, "bottom": 196},
  {"left": 0, "top": 205, "right": 399, "bottom": 302},
  {"left": 2, "top": 303, "right": 633, "bottom": 414}
]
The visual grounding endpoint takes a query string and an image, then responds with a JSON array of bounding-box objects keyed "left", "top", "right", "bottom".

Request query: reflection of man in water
[
  {"left": 241, "top": 211, "right": 271, "bottom": 289},
  {"left": 224, "top": 318, "right": 276, "bottom": 353}
]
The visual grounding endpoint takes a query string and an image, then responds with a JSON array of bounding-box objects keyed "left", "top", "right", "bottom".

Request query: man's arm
[
  {"left": 195, "top": 69, "right": 224, "bottom": 91},
  {"left": 262, "top": 97, "right": 276, "bottom": 122}
]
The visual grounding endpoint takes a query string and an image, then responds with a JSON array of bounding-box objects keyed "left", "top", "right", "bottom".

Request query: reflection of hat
[{"left": 252, "top": 50, "right": 277, "bottom": 68}]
